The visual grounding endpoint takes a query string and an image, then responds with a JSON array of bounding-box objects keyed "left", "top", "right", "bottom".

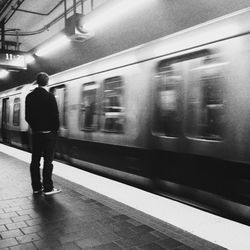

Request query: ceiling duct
[{"left": 65, "top": 13, "right": 92, "bottom": 42}]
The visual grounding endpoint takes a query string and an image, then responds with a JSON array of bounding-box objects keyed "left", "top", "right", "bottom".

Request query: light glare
[
  {"left": 35, "top": 35, "right": 70, "bottom": 57},
  {"left": 0, "top": 69, "right": 9, "bottom": 78},
  {"left": 25, "top": 54, "right": 35, "bottom": 64},
  {"left": 84, "top": 0, "right": 157, "bottom": 32}
]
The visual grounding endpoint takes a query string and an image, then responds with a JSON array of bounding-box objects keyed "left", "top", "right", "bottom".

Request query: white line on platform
[{"left": 0, "top": 143, "right": 250, "bottom": 250}]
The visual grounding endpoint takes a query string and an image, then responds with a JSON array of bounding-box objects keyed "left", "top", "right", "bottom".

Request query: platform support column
[{"left": 1, "top": 18, "right": 5, "bottom": 50}]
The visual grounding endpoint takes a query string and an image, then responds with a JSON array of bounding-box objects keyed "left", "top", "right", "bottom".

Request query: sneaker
[
  {"left": 33, "top": 188, "right": 43, "bottom": 194},
  {"left": 44, "top": 188, "right": 61, "bottom": 195}
]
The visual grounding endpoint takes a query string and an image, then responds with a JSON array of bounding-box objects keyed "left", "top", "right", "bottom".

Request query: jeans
[{"left": 30, "top": 132, "right": 57, "bottom": 192}]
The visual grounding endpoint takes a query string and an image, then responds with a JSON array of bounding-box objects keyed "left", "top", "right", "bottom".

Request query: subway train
[{"left": 1, "top": 8, "right": 250, "bottom": 225}]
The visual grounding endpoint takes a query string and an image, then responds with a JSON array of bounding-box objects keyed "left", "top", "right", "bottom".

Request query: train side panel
[
  {"left": 151, "top": 34, "right": 250, "bottom": 214},
  {"left": 51, "top": 64, "right": 154, "bottom": 185}
]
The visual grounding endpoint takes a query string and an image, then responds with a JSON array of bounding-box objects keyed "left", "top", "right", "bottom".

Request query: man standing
[{"left": 25, "top": 72, "right": 61, "bottom": 195}]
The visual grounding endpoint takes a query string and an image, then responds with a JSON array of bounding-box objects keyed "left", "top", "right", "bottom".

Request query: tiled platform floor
[{"left": 0, "top": 151, "right": 225, "bottom": 250}]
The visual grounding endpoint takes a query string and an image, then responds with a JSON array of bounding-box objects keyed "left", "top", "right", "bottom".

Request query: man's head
[{"left": 36, "top": 72, "right": 49, "bottom": 87}]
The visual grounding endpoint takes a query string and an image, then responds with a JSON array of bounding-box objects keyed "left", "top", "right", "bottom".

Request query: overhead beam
[
  {"left": 1, "top": 19, "right": 5, "bottom": 50},
  {"left": 0, "top": 0, "right": 24, "bottom": 24},
  {"left": 12, "top": 0, "right": 64, "bottom": 16}
]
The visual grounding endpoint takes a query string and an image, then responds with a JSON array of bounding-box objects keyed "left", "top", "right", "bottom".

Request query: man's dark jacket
[{"left": 25, "top": 87, "right": 59, "bottom": 132}]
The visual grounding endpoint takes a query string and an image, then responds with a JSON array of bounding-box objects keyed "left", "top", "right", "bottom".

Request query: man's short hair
[{"left": 37, "top": 72, "right": 49, "bottom": 86}]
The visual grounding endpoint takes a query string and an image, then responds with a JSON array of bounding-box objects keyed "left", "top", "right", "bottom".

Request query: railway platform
[{"left": 0, "top": 145, "right": 249, "bottom": 250}]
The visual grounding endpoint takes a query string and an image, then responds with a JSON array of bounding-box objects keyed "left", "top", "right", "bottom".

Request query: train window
[
  {"left": 13, "top": 98, "right": 20, "bottom": 126},
  {"left": 79, "top": 82, "right": 98, "bottom": 130},
  {"left": 50, "top": 85, "right": 68, "bottom": 129},
  {"left": 154, "top": 63, "right": 181, "bottom": 137},
  {"left": 102, "top": 76, "right": 125, "bottom": 133},
  {"left": 186, "top": 54, "right": 225, "bottom": 140}
]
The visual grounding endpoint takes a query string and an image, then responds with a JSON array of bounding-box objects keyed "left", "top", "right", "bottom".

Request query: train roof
[{"left": 0, "top": 83, "right": 33, "bottom": 98}]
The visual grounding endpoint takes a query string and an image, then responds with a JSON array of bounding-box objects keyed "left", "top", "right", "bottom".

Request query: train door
[
  {"left": 50, "top": 85, "right": 69, "bottom": 159},
  {"left": 1, "top": 98, "right": 10, "bottom": 143},
  {"left": 151, "top": 50, "right": 223, "bottom": 154},
  {"left": 50, "top": 86, "right": 67, "bottom": 132},
  {"left": 152, "top": 59, "right": 184, "bottom": 152}
]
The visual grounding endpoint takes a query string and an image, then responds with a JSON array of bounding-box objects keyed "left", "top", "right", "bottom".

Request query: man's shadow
[{"left": 31, "top": 193, "right": 71, "bottom": 238}]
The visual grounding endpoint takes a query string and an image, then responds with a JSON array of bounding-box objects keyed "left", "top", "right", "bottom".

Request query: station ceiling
[
  {"left": 0, "top": 0, "right": 249, "bottom": 92},
  {"left": 0, "top": 0, "right": 107, "bottom": 52}
]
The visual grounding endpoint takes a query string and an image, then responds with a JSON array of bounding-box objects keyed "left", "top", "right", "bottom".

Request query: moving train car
[{"left": 1, "top": 8, "right": 250, "bottom": 225}]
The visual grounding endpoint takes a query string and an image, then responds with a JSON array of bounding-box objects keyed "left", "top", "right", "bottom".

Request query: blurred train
[{"left": 1, "top": 8, "right": 250, "bottom": 225}]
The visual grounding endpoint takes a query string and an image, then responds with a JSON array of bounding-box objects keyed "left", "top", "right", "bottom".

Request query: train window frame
[
  {"left": 13, "top": 97, "right": 21, "bottom": 126},
  {"left": 101, "top": 76, "right": 125, "bottom": 133},
  {"left": 79, "top": 81, "right": 98, "bottom": 131},
  {"left": 49, "top": 85, "right": 68, "bottom": 129}
]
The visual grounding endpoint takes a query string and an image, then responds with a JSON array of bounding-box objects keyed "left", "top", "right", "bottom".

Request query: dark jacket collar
[{"left": 34, "top": 87, "right": 48, "bottom": 92}]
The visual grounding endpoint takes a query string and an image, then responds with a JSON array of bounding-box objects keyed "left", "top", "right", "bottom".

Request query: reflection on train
[{"left": 1, "top": 8, "right": 250, "bottom": 225}]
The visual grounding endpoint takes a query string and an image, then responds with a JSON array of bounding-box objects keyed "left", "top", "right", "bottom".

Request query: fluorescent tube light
[
  {"left": 25, "top": 54, "right": 35, "bottom": 64},
  {"left": 84, "top": 0, "right": 158, "bottom": 32},
  {"left": 35, "top": 34, "right": 71, "bottom": 57}
]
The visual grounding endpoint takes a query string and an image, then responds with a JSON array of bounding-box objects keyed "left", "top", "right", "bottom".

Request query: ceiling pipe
[
  {"left": 64, "top": 0, "right": 67, "bottom": 25},
  {"left": 0, "top": 0, "right": 13, "bottom": 23},
  {"left": 73, "top": 0, "right": 77, "bottom": 15},
  {"left": 81, "top": 0, "right": 84, "bottom": 14},
  {"left": 3, "top": 0, "right": 25, "bottom": 24},
  {"left": 91, "top": 0, "right": 94, "bottom": 11},
  {"left": 1, "top": 18, "right": 5, "bottom": 50},
  {"left": 12, "top": 0, "right": 64, "bottom": 17},
  {"left": 3, "top": 0, "right": 86, "bottom": 37},
  {"left": 16, "top": 29, "right": 19, "bottom": 50}
]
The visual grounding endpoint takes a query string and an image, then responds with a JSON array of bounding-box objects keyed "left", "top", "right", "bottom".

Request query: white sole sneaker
[{"left": 44, "top": 188, "right": 61, "bottom": 195}]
